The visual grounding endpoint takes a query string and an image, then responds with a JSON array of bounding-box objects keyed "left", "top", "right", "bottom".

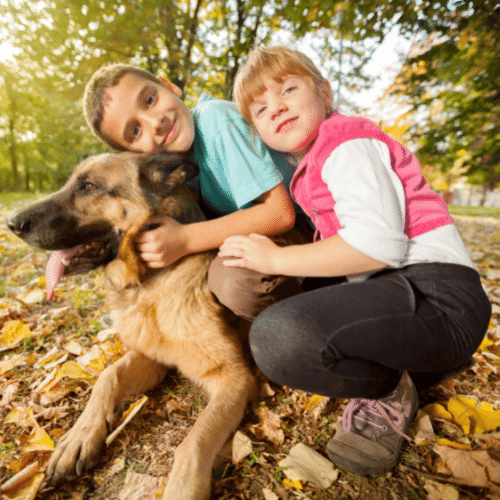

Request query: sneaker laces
[{"left": 342, "top": 392, "right": 412, "bottom": 441}]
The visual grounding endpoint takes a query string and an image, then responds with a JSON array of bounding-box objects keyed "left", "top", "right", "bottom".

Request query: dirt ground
[{"left": 0, "top": 214, "right": 499, "bottom": 500}]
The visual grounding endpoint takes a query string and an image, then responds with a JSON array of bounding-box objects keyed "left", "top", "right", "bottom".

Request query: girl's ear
[
  {"left": 158, "top": 77, "right": 182, "bottom": 97},
  {"left": 320, "top": 79, "right": 334, "bottom": 112}
]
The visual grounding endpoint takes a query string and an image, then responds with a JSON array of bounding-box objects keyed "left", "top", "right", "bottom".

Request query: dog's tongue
[{"left": 45, "top": 247, "right": 81, "bottom": 299}]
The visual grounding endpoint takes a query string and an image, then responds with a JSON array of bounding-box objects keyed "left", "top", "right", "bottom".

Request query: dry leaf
[
  {"left": 423, "top": 478, "right": 459, "bottom": 500},
  {"left": 64, "top": 340, "right": 84, "bottom": 356},
  {"left": 106, "top": 395, "right": 149, "bottom": 446},
  {"left": 434, "top": 445, "right": 489, "bottom": 487},
  {"left": 279, "top": 443, "right": 338, "bottom": 489},
  {"left": 1, "top": 381, "right": 20, "bottom": 407},
  {"left": 0, "top": 354, "right": 26, "bottom": 376},
  {"left": 255, "top": 407, "right": 284, "bottom": 446},
  {"left": 0, "top": 321, "right": 30, "bottom": 352},
  {"left": 262, "top": 488, "right": 280, "bottom": 500},
  {"left": 119, "top": 470, "right": 165, "bottom": 500},
  {"left": 232, "top": 431, "right": 253, "bottom": 463},
  {"left": 411, "top": 413, "right": 436, "bottom": 445}
]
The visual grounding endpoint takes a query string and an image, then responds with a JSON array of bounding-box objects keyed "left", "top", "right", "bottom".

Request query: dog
[{"left": 7, "top": 152, "right": 263, "bottom": 500}]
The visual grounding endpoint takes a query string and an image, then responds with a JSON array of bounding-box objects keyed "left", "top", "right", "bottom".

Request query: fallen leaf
[
  {"left": 448, "top": 396, "right": 500, "bottom": 434},
  {"left": 232, "top": 430, "right": 253, "bottom": 463},
  {"left": 435, "top": 438, "right": 472, "bottom": 450},
  {"left": 411, "top": 413, "right": 436, "bottom": 445},
  {"left": 118, "top": 470, "right": 165, "bottom": 500},
  {"left": 24, "top": 425, "right": 54, "bottom": 452},
  {"left": 1, "top": 381, "right": 20, "bottom": 407},
  {"left": 262, "top": 487, "right": 280, "bottom": 500},
  {"left": 434, "top": 445, "right": 489, "bottom": 487},
  {"left": 0, "top": 354, "right": 26, "bottom": 376},
  {"left": 423, "top": 478, "right": 459, "bottom": 500},
  {"left": 0, "top": 465, "right": 44, "bottom": 500},
  {"left": 279, "top": 442, "right": 338, "bottom": 489},
  {"left": 106, "top": 395, "right": 149, "bottom": 446},
  {"left": 255, "top": 407, "right": 284, "bottom": 446},
  {"left": 282, "top": 478, "right": 303, "bottom": 489},
  {"left": 63, "top": 340, "right": 84, "bottom": 356},
  {"left": 0, "top": 321, "right": 31, "bottom": 352},
  {"left": 422, "top": 403, "right": 454, "bottom": 423}
]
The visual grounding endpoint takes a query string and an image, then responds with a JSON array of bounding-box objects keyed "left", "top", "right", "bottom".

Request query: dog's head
[{"left": 7, "top": 152, "right": 199, "bottom": 297}]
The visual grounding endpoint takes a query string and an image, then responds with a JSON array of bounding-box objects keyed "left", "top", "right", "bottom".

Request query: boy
[{"left": 83, "top": 63, "right": 306, "bottom": 320}]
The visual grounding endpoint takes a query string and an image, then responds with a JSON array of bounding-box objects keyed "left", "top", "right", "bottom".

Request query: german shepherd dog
[{"left": 7, "top": 152, "right": 263, "bottom": 500}]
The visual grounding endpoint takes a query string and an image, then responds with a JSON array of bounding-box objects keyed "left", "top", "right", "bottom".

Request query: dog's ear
[{"left": 139, "top": 152, "right": 199, "bottom": 198}]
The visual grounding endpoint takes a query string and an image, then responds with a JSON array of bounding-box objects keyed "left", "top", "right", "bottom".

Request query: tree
[{"left": 386, "top": 0, "right": 500, "bottom": 196}]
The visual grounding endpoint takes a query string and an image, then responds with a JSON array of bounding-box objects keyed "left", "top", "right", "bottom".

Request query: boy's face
[
  {"left": 248, "top": 75, "right": 332, "bottom": 161},
  {"left": 100, "top": 73, "right": 195, "bottom": 154}
]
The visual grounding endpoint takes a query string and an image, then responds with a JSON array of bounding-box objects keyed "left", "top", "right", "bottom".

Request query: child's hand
[
  {"left": 136, "top": 216, "right": 188, "bottom": 268},
  {"left": 218, "top": 234, "right": 281, "bottom": 275}
]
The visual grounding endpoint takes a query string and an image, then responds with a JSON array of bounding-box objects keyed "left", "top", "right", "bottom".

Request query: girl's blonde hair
[{"left": 233, "top": 46, "right": 326, "bottom": 124}]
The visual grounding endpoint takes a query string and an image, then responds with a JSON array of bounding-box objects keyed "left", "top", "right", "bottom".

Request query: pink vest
[{"left": 290, "top": 113, "right": 453, "bottom": 240}]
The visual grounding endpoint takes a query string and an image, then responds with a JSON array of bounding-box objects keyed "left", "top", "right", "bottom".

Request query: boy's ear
[
  {"left": 158, "top": 77, "right": 182, "bottom": 98},
  {"left": 139, "top": 152, "right": 199, "bottom": 200},
  {"left": 320, "top": 79, "right": 334, "bottom": 111}
]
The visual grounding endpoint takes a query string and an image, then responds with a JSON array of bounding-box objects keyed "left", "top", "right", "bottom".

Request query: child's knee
[{"left": 207, "top": 256, "right": 301, "bottom": 321}]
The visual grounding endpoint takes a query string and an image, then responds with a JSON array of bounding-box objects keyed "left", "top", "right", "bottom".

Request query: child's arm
[
  {"left": 220, "top": 137, "right": 412, "bottom": 278},
  {"left": 218, "top": 233, "right": 387, "bottom": 277},
  {"left": 137, "top": 182, "right": 295, "bottom": 268}
]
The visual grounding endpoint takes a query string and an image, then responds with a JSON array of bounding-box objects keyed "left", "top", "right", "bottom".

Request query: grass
[
  {"left": 0, "top": 192, "right": 47, "bottom": 210},
  {"left": 448, "top": 204, "right": 500, "bottom": 217}
]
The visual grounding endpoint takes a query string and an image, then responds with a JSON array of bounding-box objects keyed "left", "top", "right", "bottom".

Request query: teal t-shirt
[{"left": 191, "top": 94, "right": 296, "bottom": 216}]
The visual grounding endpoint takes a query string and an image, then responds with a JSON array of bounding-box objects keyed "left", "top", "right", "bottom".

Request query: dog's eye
[{"left": 82, "top": 182, "right": 98, "bottom": 192}]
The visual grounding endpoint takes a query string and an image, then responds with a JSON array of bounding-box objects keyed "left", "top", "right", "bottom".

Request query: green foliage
[
  {"left": 387, "top": 0, "right": 500, "bottom": 189},
  {"left": 0, "top": 0, "right": 497, "bottom": 192}
]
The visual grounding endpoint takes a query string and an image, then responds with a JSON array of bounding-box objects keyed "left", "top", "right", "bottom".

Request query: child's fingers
[{"left": 221, "top": 257, "right": 249, "bottom": 268}]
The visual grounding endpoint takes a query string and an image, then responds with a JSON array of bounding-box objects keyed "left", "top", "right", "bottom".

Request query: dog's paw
[{"left": 46, "top": 417, "right": 108, "bottom": 483}]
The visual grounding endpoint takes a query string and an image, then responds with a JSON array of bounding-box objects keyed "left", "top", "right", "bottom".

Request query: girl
[{"left": 219, "top": 46, "right": 491, "bottom": 475}]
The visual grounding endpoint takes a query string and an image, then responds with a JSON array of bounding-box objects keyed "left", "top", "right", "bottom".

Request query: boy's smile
[
  {"left": 249, "top": 76, "right": 332, "bottom": 161},
  {"left": 100, "top": 73, "right": 195, "bottom": 154}
]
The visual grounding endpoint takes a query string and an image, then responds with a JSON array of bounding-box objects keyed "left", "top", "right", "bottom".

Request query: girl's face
[
  {"left": 100, "top": 73, "right": 195, "bottom": 154},
  {"left": 248, "top": 76, "right": 332, "bottom": 161}
]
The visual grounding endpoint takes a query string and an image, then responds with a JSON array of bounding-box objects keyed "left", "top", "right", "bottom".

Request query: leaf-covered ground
[{"left": 1, "top": 211, "right": 499, "bottom": 500}]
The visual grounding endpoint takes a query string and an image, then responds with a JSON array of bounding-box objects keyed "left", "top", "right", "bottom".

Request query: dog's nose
[{"left": 7, "top": 214, "right": 30, "bottom": 235}]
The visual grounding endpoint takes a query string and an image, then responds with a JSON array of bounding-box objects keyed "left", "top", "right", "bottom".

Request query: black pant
[{"left": 249, "top": 264, "right": 491, "bottom": 399}]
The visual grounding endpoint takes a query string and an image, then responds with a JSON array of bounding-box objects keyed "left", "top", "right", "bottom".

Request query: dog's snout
[{"left": 7, "top": 213, "right": 31, "bottom": 236}]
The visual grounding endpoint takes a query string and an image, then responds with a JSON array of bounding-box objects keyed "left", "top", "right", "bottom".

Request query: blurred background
[{"left": 0, "top": 0, "right": 498, "bottom": 210}]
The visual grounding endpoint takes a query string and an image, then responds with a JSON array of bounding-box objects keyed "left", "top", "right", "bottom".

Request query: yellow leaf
[
  {"left": 0, "top": 320, "right": 31, "bottom": 351},
  {"left": 1, "top": 472, "right": 44, "bottom": 500},
  {"left": 435, "top": 438, "right": 472, "bottom": 450},
  {"left": 11, "top": 262, "right": 35, "bottom": 277},
  {"left": 422, "top": 403, "right": 454, "bottom": 423},
  {"left": 25, "top": 425, "right": 54, "bottom": 452},
  {"left": 5, "top": 407, "right": 37, "bottom": 428},
  {"left": 305, "top": 394, "right": 325, "bottom": 412},
  {"left": 106, "top": 395, "right": 149, "bottom": 446},
  {"left": 59, "top": 361, "right": 95, "bottom": 380},
  {"left": 283, "top": 478, "right": 303, "bottom": 489},
  {"left": 478, "top": 336, "right": 495, "bottom": 352},
  {"left": 448, "top": 396, "right": 500, "bottom": 435}
]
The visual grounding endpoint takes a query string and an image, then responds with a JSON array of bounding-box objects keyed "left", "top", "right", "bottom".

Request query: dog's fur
[{"left": 7, "top": 152, "right": 262, "bottom": 500}]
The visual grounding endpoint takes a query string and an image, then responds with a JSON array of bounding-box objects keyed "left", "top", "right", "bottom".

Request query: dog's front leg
[
  {"left": 46, "top": 350, "right": 168, "bottom": 483},
  {"left": 162, "top": 366, "right": 257, "bottom": 500}
]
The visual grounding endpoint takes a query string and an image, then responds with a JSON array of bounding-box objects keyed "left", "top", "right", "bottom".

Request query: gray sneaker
[{"left": 326, "top": 371, "right": 418, "bottom": 475}]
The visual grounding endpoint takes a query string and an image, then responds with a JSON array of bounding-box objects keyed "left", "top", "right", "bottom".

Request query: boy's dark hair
[{"left": 83, "top": 64, "right": 161, "bottom": 150}]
